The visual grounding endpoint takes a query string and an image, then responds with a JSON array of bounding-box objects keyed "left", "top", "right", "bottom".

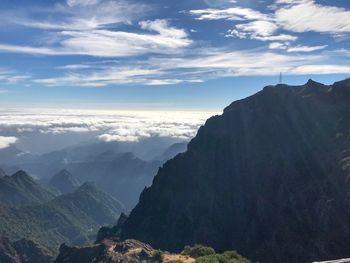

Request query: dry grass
[{"left": 163, "top": 253, "right": 195, "bottom": 263}]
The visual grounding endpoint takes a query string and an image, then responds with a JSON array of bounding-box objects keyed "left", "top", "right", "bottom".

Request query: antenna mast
[{"left": 279, "top": 72, "right": 283, "bottom": 84}]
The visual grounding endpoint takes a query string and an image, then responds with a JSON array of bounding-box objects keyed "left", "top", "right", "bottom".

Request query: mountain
[
  {"left": 0, "top": 237, "right": 53, "bottom": 263},
  {"left": 64, "top": 152, "right": 161, "bottom": 209},
  {"left": 0, "top": 167, "right": 6, "bottom": 177},
  {"left": 119, "top": 78, "right": 350, "bottom": 263},
  {"left": 155, "top": 142, "right": 187, "bottom": 162},
  {"left": 0, "top": 171, "right": 55, "bottom": 206},
  {"left": 0, "top": 182, "right": 124, "bottom": 255},
  {"left": 47, "top": 170, "right": 80, "bottom": 194}
]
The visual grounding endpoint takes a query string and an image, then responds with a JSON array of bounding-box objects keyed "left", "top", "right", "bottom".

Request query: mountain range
[
  {"left": 0, "top": 171, "right": 124, "bottom": 255},
  {"left": 0, "top": 141, "right": 186, "bottom": 209},
  {"left": 0, "top": 171, "right": 55, "bottom": 206}
]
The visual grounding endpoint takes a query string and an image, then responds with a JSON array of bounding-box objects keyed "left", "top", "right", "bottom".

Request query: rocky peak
[{"left": 48, "top": 170, "right": 80, "bottom": 194}]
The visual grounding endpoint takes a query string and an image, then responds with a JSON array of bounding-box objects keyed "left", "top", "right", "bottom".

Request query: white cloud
[
  {"left": 275, "top": 0, "right": 350, "bottom": 34},
  {"left": 66, "top": 0, "right": 101, "bottom": 7},
  {"left": 0, "top": 136, "right": 17, "bottom": 149},
  {"left": 290, "top": 65, "right": 350, "bottom": 74},
  {"left": 1, "top": 0, "right": 147, "bottom": 31},
  {"left": 0, "top": 0, "right": 191, "bottom": 58},
  {"left": 191, "top": 0, "right": 350, "bottom": 44},
  {"left": 0, "top": 109, "right": 216, "bottom": 143},
  {"left": 269, "top": 42, "right": 286, "bottom": 50},
  {"left": 189, "top": 7, "right": 268, "bottom": 21},
  {"left": 268, "top": 43, "right": 328, "bottom": 53},
  {"left": 287, "top": 45, "right": 328, "bottom": 52},
  {"left": 139, "top": 19, "right": 188, "bottom": 39},
  {"left": 0, "top": 20, "right": 192, "bottom": 58}
]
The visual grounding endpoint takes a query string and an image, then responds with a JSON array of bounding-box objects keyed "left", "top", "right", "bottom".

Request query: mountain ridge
[{"left": 0, "top": 171, "right": 55, "bottom": 206}]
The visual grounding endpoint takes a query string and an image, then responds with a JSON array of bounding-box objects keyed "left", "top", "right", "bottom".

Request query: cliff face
[{"left": 120, "top": 79, "right": 350, "bottom": 263}]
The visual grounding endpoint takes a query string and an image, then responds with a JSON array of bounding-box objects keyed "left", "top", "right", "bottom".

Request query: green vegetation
[
  {"left": 195, "top": 251, "right": 251, "bottom": 263},
  {"left": 0, "top": 182, "right": 124, "bottom": 256},
  {"left": 182, "top": 245, "right": 215, "bottom": 258},
  {"left": 182, "top": 245, "right": 250, "bottom": 263},
  {"left": 167, "top": 260, "right": 183, "bottom": 263},
  {"left": 152, "top": 249, "right": 164, "bottom": 262}
]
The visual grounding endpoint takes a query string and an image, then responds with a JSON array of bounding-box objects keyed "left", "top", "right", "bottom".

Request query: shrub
[
  {"left": 152, "top": 249, "right": 164, "bottom": 263},
  {"left": 195, "top": 250, "right": 251, "bottom": 263},
  {"left": 182, "top": 245, "right": 215, "bottom": 258}
]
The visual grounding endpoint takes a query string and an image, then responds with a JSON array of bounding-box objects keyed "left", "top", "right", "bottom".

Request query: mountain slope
[
  {"left": 0, "top": 183, "right": 124, "bottom": 255},
  {"left": 0, "top": 237, "right": 53, "bottom": 263},
  {"left": 155, "top": 142, "right": 187, "bottom": 162},
  {"left": 0, "top": 171, "right": 55, "bottom": 206},
  {"left": 0, "top": 168, "right": 6, "bottom": 177},
  {"left": 47, "top": 170, "right": 80, "bottom": 194},
  {"left": 64, "top": 152, "right": 161, "bottom": 209},
  {"left": 120, "top": 79, "right": 350, "bottom": 263}
]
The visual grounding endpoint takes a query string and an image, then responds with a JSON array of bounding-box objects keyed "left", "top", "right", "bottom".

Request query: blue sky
[{"left": 0, "top": 0, "right": 349, "bottom": 110}]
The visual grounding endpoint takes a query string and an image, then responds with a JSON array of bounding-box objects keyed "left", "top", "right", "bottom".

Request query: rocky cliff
[{"left": 119, "top": 79, "right": 350, "bottom": 263}]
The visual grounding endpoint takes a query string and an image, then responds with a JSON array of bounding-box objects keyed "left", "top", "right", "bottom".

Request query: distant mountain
[
  {"left": 0, "top": 146, "right": 25, "bottom": 165},
  {"left": 2, "top": 137, "right": 183, "bottom": 180},
  {"left": 120, "top": 79, "right": 350, "bottom": 263},
  {"left": 47, "top": 170, "right": 80, "bottom": 195},
  {"left": 1, "top": 140, "right": 182, "bottom": 209},
  {"left": 0, "top": 167, "right": 6, "bottom": 177},
  {"left": 155, "top": 142, "right": 187, "bottom": 162},
  {"left": 0, "top": 171, "right": 55, "bottom": 206},
  {"left": 0, "top": 182, "right": 124, "bottom": 255},
  {"left": 64, "top": 152, "right": 161, "bottom": 209},
  {"left": 0, "top": 237, "right": 53, "bottom": 263}
]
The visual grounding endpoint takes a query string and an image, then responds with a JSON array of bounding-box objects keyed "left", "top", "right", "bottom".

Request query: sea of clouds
[{"left": 0, "top": 108, "right": 217, "bottom": 153}]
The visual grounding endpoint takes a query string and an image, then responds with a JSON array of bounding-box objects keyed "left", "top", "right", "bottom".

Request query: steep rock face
[
  {"left": 0, "top": 171, "right": 55, "bottom": 206},
  {"left": 0, "top": 237, "right": 53, "bottom": 263},
  {"left": 48, "top": 170, "right": 80, "bottom": 194},
  {"left": 121, "top": 79, "right": 350, "bottom": 263}
]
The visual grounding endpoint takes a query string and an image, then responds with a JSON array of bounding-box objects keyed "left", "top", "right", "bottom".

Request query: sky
[
  {"left": 0, "top": 0, "right": 349, "bottom": 110},
  {"left": 0, "top": 0, "right": 349, "bottom": 153}
]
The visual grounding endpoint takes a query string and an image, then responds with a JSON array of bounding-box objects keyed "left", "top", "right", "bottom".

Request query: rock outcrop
[{"left": 54, "top": 239, "right": 155, "bottom": 263}]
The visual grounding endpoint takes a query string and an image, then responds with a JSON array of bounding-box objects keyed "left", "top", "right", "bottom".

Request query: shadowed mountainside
[
  {"left": 0, "top": 182, "right": 124, "bottom": 255},
  {"left": 0, "top": 171, "right": 55, "bottom": 206},
  {"left": 47, "top": 169, "right": 80, "bottom": 195},
  {"left": 0, "top": 237, "right": 53, "bottom": 263},
  {"left": 119, "top": 79, "right": 350, "bottom": 263}
]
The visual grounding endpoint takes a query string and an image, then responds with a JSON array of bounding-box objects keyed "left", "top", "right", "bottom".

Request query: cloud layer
[
  {"left": 0, "top": 136, "right": 17, "bottom": 149},
  {"left": 0, "top": 109, "right": 215, "bottom": 147}
]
